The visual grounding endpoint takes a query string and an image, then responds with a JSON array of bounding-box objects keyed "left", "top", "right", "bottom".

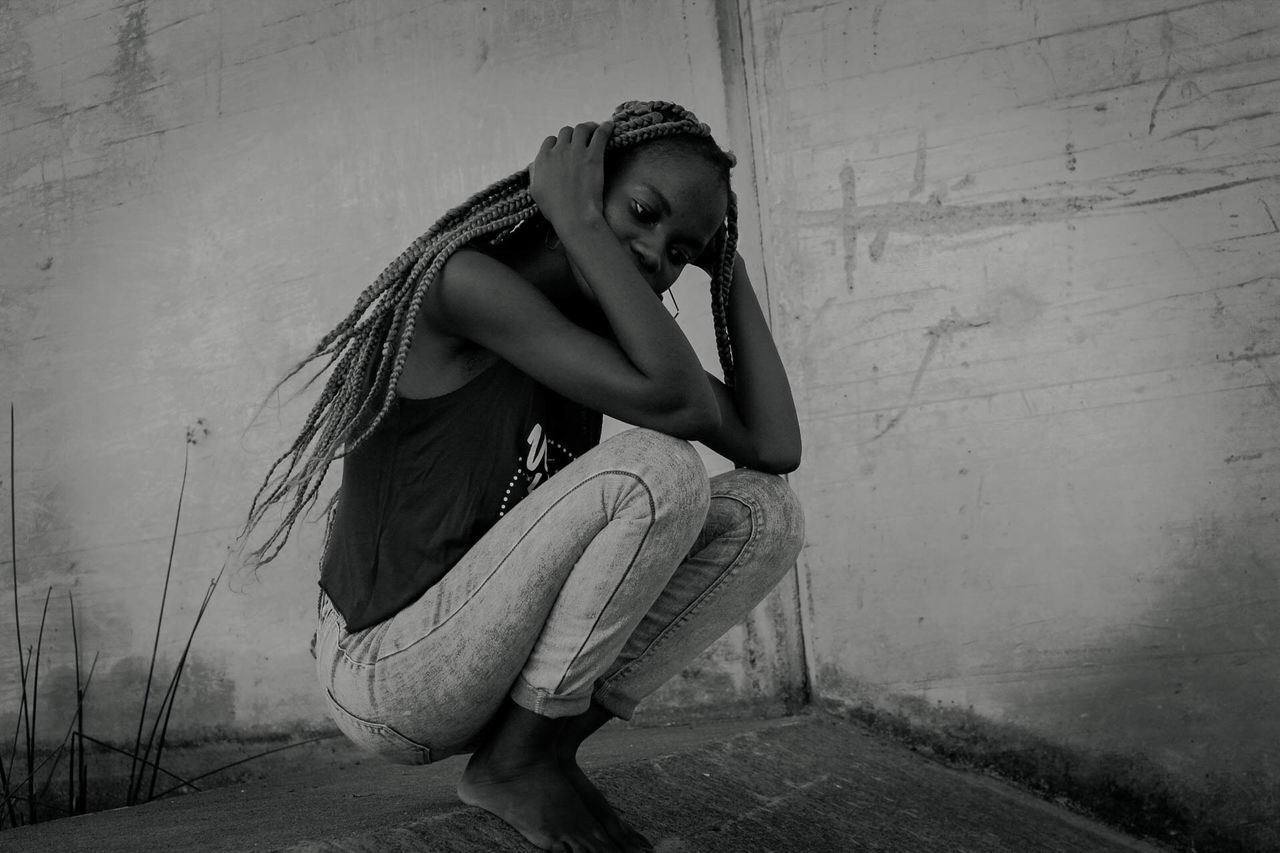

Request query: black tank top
[{"left": 319, "top": 359, "right": 602, "bottom": 631}]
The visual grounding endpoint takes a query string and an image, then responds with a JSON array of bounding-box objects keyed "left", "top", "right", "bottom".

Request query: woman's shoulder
[
  {"left": 428, "top": 247, "right": 542, "bottom": 324},
  {"left": 400, "top": 250, "right": 511, "bottom": 399}
]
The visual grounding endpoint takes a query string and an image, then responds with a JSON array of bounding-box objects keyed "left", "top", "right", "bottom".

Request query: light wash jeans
[{"left": 314, "top": 428, "right": 805, "bottom": 765}]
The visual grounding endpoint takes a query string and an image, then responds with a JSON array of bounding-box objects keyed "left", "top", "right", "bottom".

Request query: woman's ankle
[
  {"left": 556, "top": 701, "right": 615, "bottom": 760},
  {"left": 471, "top": 702, "right": 562, "bottom": 769}
]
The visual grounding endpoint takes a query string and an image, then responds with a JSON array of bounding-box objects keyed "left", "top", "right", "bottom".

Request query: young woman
[{"left": 242, "top": 101, "right": 804, "bottom": 853}]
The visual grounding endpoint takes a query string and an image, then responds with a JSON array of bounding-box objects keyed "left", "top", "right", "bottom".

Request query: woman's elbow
[
  {"left": 667, "top": 399, "right": 722, "bottom": 441},
  {"left": 654, "top": 385, "right": 721, "bottom": 440},
  {"left": 751, "top": 434, "right": 803, "bottom": 474},
  {"left": 755, "top": 448, "right": 801, "bottom": 475}
]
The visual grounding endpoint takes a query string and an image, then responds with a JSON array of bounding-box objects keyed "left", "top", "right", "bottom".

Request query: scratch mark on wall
[
  {"left": 1148, "top": 12, "right": 1183, "bottom": 136},
  {"left": 911, "top": 129, "right": 927, "bottom": 198},
  {"left": 1166, "top": 111, "right": 1274, "bottom": 140},
  {"left": 1211, "top": 294, "right": 1280, "bottom": 407},
  {"left": 1124, "top": 176, "right": 1279, "bottom": 208},
  {"left": 1019, "top": 390, "right": 1036, "bottom": 416},
  {"left": 212, "top": 6, "right": 223, "bottom": 117},
  {"left": 860, "top": 306, "right": 914, "bottom": 326},
  {"left": 102, "top": 122, "right": 196, "bottom": 147},
  {"left": 1243, "top": 355, "right": 1280, "bottom": 407},
  {"left": 868, "top": 314, "right": 990, "bottom": 441},
  {"left": 1260, "top": 198, "right": 1279, "bottom": 233},
  {"left": 1148, "top": 76, "right": 1175, "bottom": 135},
  {"left": 824, "top": 192, "right": 1106, "bottom": 241},
  {"left": 1160, "top": 12, "right": 1177, "bottom": 62},
  {"left": 839, "top": 163, "right": 857, "bottom": 290},
  {"left": 821, "top": 167, "right": 1109, "bottom": 268},
  {"left": 871, "top": 0, "right": 885, "bottom": 58}
]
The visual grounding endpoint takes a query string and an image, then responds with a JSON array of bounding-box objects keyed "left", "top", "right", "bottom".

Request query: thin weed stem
[
  {"left": 76, "top": 734, "right": 197, "bottom": 791},
  {"left": 3, "top": 792, "right": 69, "bottom": 819},
  {"left": 150, "top": 733, "right": 336, "bottom": 800},
  {"left": 68, "top": 592, "right": 79, "bottom": 813},
  {"left": 4, "top": 405, "right": 25, "bottom": 829},
  {"left": 147, "top": 568, "right": 221, "bottom": 801},
  {"left": 0, "top": 425, "right": 237, "bottom": 828},
  {"left": 26, "top": 587, "right": 51, "bottom": 823},
  {"left": 129, "top": 443, "right": 189, "bottom": 805},
  {"left": 69, "top": 593, "right": 87, "bottom": 816},
  {"left": 0, "top": 653, "right": 97, "bottom": 818}
]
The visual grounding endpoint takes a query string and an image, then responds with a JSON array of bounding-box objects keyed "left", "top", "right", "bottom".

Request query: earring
[{"left": 661, "top": 288, "right": 681, "bottom": 320}]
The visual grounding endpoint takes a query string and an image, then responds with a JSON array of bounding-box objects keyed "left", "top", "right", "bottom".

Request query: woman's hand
[{"left": 528, "top": 121, "right": 613, "bottom": 230}]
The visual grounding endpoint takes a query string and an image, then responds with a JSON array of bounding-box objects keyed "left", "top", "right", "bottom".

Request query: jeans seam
[
  {"left": 597, "top": 491, "right": 760, "bottom": 693},
  {"left": 552, "top": 479, "right": 657, "bottom": 694},
  {"left": 374, "top": 468, "right": 654, "bottom": 665},
  {"left": 337, "top": 624, "right": 381, "bottom": 669},
  {"left": 324, "top": 687, "right": 433, "bottom": 762}
]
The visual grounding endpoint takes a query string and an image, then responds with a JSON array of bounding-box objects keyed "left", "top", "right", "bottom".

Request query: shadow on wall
[
  {"left": 0, "top": 653, "right": 237, "bottom": 746},
  {"left": 820, "top": 512, "right": 1280, "bottom": 852},
  {"left": 1039, "top": 514, "right": 1280, "bottom": 775}
]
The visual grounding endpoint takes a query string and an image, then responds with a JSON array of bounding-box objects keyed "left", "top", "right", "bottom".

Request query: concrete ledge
[{"left": 4, "top": 713, "right": 1166, "bottom": 852}]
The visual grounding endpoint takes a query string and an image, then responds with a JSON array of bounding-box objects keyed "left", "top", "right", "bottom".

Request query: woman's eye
[{"left": 631, "top": 200, "right": 655, "bottom": 222}]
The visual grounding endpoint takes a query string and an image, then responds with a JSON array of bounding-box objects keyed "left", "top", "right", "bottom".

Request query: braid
[
  {"left": 711, "top": 190, "right": 738, "bottom": 387},
  {"left": 239, "top": 100, "right": 739, "bottom": 566}
]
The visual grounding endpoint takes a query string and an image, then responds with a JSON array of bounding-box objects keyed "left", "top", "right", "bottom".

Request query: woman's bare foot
[
  {"left": 559, "top": 754, "right": 654, "bottom": 852},
  {"left": 458, "top": 702, "right": 622, "bottom": 852},
  {"left": 557, "top": 704, "right": 654, "bottom": 852},
  {"left": 459, "top": 754, "right": 618, "bottom": 852}
]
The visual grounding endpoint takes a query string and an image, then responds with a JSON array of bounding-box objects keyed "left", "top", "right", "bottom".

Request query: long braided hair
[{"left": 239, "top": 100, "right": 739, "bottom": 566}]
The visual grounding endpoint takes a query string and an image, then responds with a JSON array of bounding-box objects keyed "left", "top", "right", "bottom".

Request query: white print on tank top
[{"left": 497, "top": 422, "right": 575, "bottom": 519}]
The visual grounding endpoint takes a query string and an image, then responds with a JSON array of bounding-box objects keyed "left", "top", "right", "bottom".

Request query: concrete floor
[{"left": 3, "top": 713, "right": 1168, "bottom": 852}]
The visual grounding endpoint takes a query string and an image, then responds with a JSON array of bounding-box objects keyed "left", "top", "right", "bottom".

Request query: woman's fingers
[
  {"left": 529, "top": 119, "right": 612, "bottom": 226},
  {"left": 540, "top": 121, "right": 612, "bottom": 155},
  {"left": 588, "top": 120, "right": 613, "bottom": 154}
]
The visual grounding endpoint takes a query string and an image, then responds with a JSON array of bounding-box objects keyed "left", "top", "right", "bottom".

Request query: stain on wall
[
  {"left": 2, "top": 652, "right": 238, "bottom": 745},
  {"left": 109, "top": 3, "right": 157, "bottom": 127}
]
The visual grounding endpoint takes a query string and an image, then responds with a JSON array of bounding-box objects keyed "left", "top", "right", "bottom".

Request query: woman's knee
[
  {"left": 712, "top": 469, "right": 805, "bottom": 563},
  {"left": 596, "top": 428, "right": 710, "bottom": 518}
]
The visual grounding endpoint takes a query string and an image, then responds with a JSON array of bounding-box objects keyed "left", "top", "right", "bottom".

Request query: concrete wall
[
  {"left": 739, "top": 0, "right": 1279, "bottom": 834},
  {"left": 0, "top": 0, "right": 805, "bottom": 744},
  {"left": 5, "top": 0, "right": 1279, "bottom": 840}
]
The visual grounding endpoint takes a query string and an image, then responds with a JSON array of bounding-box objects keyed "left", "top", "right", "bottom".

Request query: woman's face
[{"left": 601, "top": 148, "right": 728, "bottom": 295}]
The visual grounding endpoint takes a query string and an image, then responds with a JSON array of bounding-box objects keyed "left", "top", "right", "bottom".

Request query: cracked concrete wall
[
  {"left": 739, "top": 0, "right": 1279, "bottom": 831},
  {"left": 0, "top": 0, "right": 806, "bottom": 743}
]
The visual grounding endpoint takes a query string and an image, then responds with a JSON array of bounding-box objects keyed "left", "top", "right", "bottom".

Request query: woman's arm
[
  {"left": 424, "top": 123, "right": 720, "bottom": 439},
  {"left": 699, "top": 254, "right": 802, "bottom": 474}
]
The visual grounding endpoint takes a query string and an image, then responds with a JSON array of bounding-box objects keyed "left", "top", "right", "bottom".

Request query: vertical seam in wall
[
  {"left": 714, "top": 0, "right": 774, "bottom": 328},
  {"left": 713, "top": 0, "right": 814, "bottom": 710}
]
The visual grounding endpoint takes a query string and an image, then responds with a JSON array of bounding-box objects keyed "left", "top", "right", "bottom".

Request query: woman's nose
[{"left": 631, "top": 240, "right": 661, "bottom": 277}]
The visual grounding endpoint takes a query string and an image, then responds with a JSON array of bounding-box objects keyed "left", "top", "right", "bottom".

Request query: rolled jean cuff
[
  {"left": 509, "top": 675, "right": 593, "bottom": 719},
  {"left": 591, "top": 683, "right": 639, "bottom": 722}
]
